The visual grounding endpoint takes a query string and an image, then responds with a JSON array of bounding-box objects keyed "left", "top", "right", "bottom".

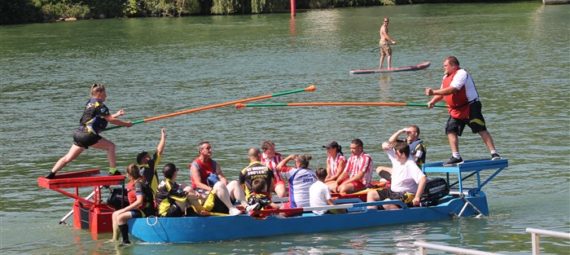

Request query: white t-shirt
[
  {"left": 285, "top": 168, "right": 317, "bottom": 208},
  {"left": 448, "top": 69, "right": 479, "bottom": 102},
  {"left": 309, "top": 181, "right": 331, "bottom": 215},
  {"left": 386, "top": 149, "right": 426, "bottom": 193}
]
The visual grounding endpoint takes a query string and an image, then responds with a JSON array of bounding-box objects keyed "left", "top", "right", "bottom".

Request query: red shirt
[
  {"left": 442, "top": 69, "right": 470, "bottom": 119},
  {"left": 190, "top": 158, "right": 217, "bottom": 189}
]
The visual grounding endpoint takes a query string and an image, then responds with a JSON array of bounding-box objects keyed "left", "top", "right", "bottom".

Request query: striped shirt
[
  {"left": 344, "top": 152, "right": 373, "bottom": 186},
  {"left": 261, "top": 152, "right": 283, "bottom": 182},
  {"left": 327, "top": 153, "right": 346, "bottom": 177}
]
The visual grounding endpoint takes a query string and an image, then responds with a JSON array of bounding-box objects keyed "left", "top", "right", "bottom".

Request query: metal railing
[
  {"left": 415, "top": 228, "right": 570, "bottom": 254},
  {"left": 414, "top": 241, "right": 502, "bottom": 255},
  {"left": 526, "top": 228, "right": 570, "bottom": 255}
]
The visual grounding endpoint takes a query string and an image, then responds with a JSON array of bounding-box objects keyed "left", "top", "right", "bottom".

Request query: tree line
[{"left": 1, "top": 0, "right": 397, "bottom": 25}]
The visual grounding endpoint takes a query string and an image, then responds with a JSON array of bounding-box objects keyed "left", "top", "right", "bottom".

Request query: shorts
[
  {"left": 201, "top": 190, "right": 229, "bottom": 214},
  {"left": 73, "top": 130, "right": 102, "bottom": 149},
  {"left": 380, "top": 42, "right": 392, "bottom": 56},
  {"left": 347, "top": 181, "right": 366, "bottom": 192},
  {"left": 445, "top": 101, "right": 487, "bottom": 136},
  {"left": 376, "top": 189, "right": 414, "bottom": 205},
  {"left": 129, "top": 207, "right": 155, "bottom": 218},
  {"left": 163, "top": 204, "right": 184, "bottom": 217}
]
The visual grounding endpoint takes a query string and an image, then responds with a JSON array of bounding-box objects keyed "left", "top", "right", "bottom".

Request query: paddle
[
  {"left": 105, "top": 85, "right": 316, "bottom": 131},
  {"left": 235, "top": 102, "right": 447, "bottom": 109}
]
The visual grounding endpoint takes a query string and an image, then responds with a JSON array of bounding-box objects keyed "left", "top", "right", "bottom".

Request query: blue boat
[{"left": 129, "top": 159, "right": 508, "bottom": 243}]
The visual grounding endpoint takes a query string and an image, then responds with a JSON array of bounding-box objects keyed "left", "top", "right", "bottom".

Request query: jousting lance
[
  {"left": 235, "top": 101, "right": 447, "bottom": 109},
  {"left": 105, "top": 84, "right": 317, "bottom": 131}
]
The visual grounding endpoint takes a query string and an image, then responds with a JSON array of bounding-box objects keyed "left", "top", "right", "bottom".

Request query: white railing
[
  {"left": 526, "top": 228, "right": 570, "bottom": 255},
  {"left": 414, "top": 241, "right": 502, "bottom": 255}
]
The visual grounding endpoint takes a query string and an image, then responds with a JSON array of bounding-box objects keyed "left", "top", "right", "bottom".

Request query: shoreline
[{"left": 0, "top": 0, "right": 551, "bottom": 26}]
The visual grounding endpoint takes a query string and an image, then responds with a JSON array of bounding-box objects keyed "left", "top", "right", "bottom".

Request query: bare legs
[
  {"left": 50, "top": 145, "right": 84, "bottom": 174},
  {"left": 448, "top": 130, "right": 497, "bottom": 156},
  {"left": 447, "top": 133, "right": 459, "bottom": 156},
  {"left": 379, "top": 54, "right": 386, "bottom": 69},
  {"left": 274, "top": 182, "right": 287, "bottom": 198},
  {"left": 90, "top": 138, "right": 116, "bottom": 169},
  {"left": 479, "top": 130, "right": 497, "bottom": 152},
  {"left": 379, "top": 54, "right": 392, "bottom": 69},
  {"left": 50, "top": 138, "right": 116, "bottom": 175}
]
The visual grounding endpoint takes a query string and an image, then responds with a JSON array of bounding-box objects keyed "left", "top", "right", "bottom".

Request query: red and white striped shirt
[
  {"left": 261, "top": 152, "right": 283, "bottom": 182},
  {"left": 344, "top": 152, "right": 373, "bottom": 186},
  {"left": 327, "top": 153, "right": 346, "bottom": 177}
]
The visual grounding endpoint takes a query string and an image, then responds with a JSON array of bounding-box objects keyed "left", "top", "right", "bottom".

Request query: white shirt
[
  {"left": 309, "top": 181, "right": 331, "bottom": 215},
  {"left": 448, "top": 69, "right": 479, "bottom": 102},
  {"left": 285, "top": 168, "right": 317, "bottom": 208},
  {"left": 386, "top": 149, "right": 426, "bottom": 193}
]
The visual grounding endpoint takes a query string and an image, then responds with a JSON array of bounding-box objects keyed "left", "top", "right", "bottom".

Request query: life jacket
[
  {"left": 408, "top": 139, "right": 426, "bottom": 168},
  {"left": 190, "top": 158, "right": 217, "bottom": 189},
  {"left": 156, "top": 178, "right": 187, "bottom": 217},
  {"left": 442, "top": 69, "right": 470, "bottom": 119},
  {"left": 126, "top": 180, "right": 155, "bottom": 213}
]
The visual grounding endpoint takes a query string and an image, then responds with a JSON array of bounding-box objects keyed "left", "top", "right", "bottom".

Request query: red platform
[{"left": 37, "top": 169, "right": 125, "bottom": 240}]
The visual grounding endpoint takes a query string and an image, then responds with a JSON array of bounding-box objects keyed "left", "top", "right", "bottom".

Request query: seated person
[
  {"left": 376, "top": 126, "right": 426, "bottom": 180},
  {"left": 189, "top": 141, "right": 245, "bottom": 206},
  {"left": 111, "top": 164, "right": 155, "bottom": 244},
  {"left": 260, "top": 140, "right": 287, "bottom": 197},
  {"left": 162, "top": 163, "right": 241, "bottom": 216},
  {"left": 367, "top": 141, "right": 427, "bottom": 210},
  {"left": 310, "top": 168, "right": 345, "bottom": 215},
  {"left": 239, "top": 147, "right": 273, "bottom": 204},
  {"left": 276, "top": 154, "right": 317, "bottom": 209},
  {"left": 246, "top": 178, "right": 278, "bottom": 215},
  {"left": 336, "top": 139, "right": 374, "bottom": 195},
  {"left": 156, "top": 163, "right": 209, "bottom": 217},
  {"left": 322, "top": 141, "right": 347, "bottom": 193}
]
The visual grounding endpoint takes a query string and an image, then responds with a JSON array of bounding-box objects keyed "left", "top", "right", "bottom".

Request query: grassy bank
[{"left": 1, "top": 0, "right": 531, "bottom": 25}]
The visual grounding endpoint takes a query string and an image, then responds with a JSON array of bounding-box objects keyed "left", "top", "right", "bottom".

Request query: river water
[{"left": 1, "top": 2, "right": 569, "bottom": 254}]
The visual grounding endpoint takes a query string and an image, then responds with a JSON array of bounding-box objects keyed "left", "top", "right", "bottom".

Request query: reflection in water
[{"left": 378, "top": 74, "right": 392, "bottom": 100}]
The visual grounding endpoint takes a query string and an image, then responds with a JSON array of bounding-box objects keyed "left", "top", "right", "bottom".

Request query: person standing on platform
[
  {"left": 379, "top": 17, "right": 396, "bottom": 69},
  {"left": 425, "top": 56, "right": 501, "bottom": 165},
  {"left": 47, "top": 83, "right": 132, "bottom": 178}
]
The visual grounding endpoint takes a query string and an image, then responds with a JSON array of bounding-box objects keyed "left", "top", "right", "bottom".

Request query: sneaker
[
  {"left": 229, "top": 207, "right": 242, "bottom": 216},
  {"left": 444, "top": 157, "right": 463, "bottom": 166},
  {"left": 45, "top": 172, "right": 56, "bottom": 179},
  {"left": 108, "top": 168, "right": 121, "bottom": 175},
  {"left": 491, "top": 153, "right": 501, "bottom": 160}
]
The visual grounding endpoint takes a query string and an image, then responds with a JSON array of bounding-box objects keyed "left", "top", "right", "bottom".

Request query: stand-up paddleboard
[{"left": 350, "top": 61, "right": 430, "bottom": 75}]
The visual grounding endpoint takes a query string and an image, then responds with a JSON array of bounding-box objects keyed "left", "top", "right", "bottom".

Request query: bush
[
  {"left": 210, "top": 0, "right": 241, "bottom": 14},
  {"left": 0, "top": 0, "right": 42, "bottom": 24}
]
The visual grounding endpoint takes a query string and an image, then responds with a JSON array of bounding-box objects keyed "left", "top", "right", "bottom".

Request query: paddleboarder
[
  {"left": 46, "top": 84, "right": 132, "bottom": 178},
  {"left": 379, "top": 17, "right": 396, "bottom": 69},
  {"left": 425, "top": 56, "right": 501, "bottom": 165}
]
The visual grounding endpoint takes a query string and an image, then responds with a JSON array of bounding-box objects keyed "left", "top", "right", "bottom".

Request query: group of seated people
[{"left": 111, "top": 125, "right": 428, "bottom": 244}]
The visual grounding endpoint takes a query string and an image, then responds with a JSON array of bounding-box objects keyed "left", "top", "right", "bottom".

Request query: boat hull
[
  {"left": 350, "top": 61, "right": 431, "bottom": 75},
  {"left": 129, "top": 193, "right": 488, "bottom": 243}
]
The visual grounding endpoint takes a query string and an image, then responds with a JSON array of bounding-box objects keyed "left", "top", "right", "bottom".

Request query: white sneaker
[{"left": 229, "top": 207, "right": 242, "bottom": 216}]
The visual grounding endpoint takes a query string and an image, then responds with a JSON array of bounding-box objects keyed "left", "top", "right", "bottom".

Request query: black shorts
[
  {"left": 73, "top": 130, "right": 102, "bottom": 149},
  {"left": 445, "top": 101, "right": 487, "bottom": 136},
  {"left": 376, "top": 189, "right": 414, "bottom": 206},
  {"left": 130, "top": 207, "right": 156, "bottom": 218}
]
